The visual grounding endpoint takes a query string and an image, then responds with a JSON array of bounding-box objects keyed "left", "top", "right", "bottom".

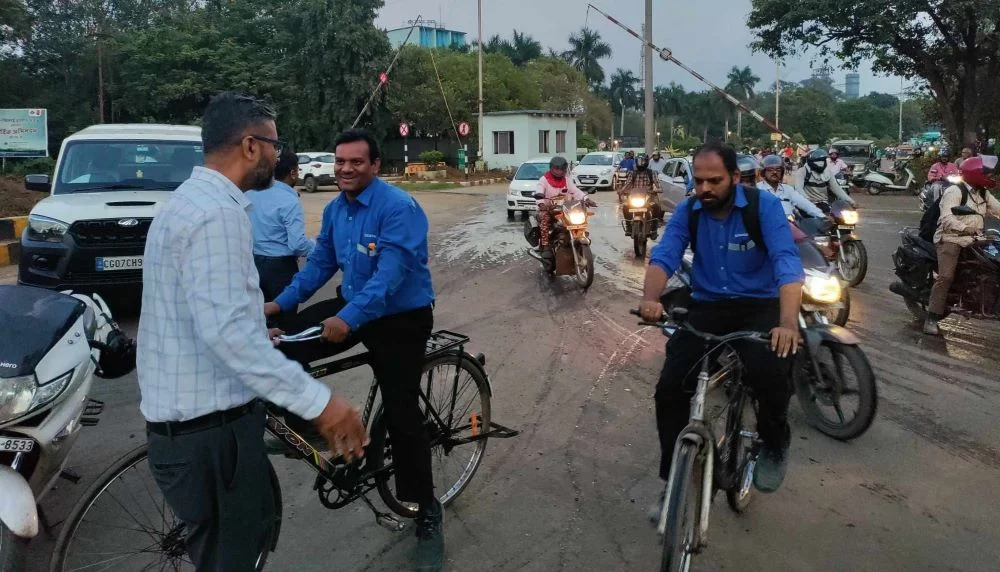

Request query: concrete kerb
[{"left": 0, "top": 216, "right": 27, "bottom": 266}]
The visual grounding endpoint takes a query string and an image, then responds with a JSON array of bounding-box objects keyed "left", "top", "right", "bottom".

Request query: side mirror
[
  {"left": 24, "top": 174, "right": 51, "bottom": 192},
  {"left": 532, "top": 192, "right": 545, "bottom": 200},
  {"left": 506, "top": 174, "right": 514, "bottom": 181},
  {"left": 951, "top": 205, "right": 978, "bottom": 216}
]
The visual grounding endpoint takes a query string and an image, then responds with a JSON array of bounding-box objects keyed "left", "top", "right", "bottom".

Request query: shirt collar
[
  {"left": 337, "top": 176, "right": 381, "bottom": 207},
  {"left": 691, "top": 184, "right": 748, "bottom": 211},
  {"left": 270, "top": 180, "right": 296, "bottom": 195},
  {"left": 192, "top": 166, "right": 250, "bottom": 210}
]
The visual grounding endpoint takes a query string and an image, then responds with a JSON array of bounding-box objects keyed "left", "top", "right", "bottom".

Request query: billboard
[{"left": 0, "top": 109, "right": 49, "bottom": 158}]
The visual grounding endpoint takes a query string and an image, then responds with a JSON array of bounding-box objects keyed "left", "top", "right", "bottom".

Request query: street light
[{"left": 656, "top": 131, "right": 661, "bottom": 150}]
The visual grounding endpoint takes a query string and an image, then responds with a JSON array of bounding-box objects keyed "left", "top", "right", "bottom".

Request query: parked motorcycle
[
  {"left": 861, "top": 160, "right": 918, "bottom": 195},
  {"left": 660, "top": 251, "right": 876, "bottom": 441},
  {"left": 622, "top": 188, "right": 659, "bottom": 258},
  {"left": 797, "top": 200, "right": 868, "bottom": 287},
  {"left": 890, "top": 214, "right": 1000, "bottom": 321},
  {"left": 0, "top": 286, "right": 134, "bottom": 571},
  {"left": 525, "top": 196, "right": 596, "bottom": 289}
]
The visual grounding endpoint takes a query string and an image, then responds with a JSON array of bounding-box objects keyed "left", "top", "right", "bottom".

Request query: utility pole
[
  {"left": 477, "top": 0, "right": 484, "bottom": 167},
  {"left": 775, "top": 61, "right": 780, "bottom": 131},
  {"left": 897, "top": 76, "right": 903, "bottom": 143},
  {"left": 643, "top": 0, "right": 654, "bottom": 155},
  {"left": 620, "top": 98, "right": 625, "bottom": 140}
]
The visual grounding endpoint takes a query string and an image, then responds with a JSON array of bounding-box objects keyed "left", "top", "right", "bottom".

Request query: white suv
[
  {"left": 296, "top": 151, "right": 336, "bottom": 192},
  {"left": 20, "top": 124, "right": 203, "bottom": 291},
  {"left": 505, "top": 157, "right": 552, "bottom": 219}
]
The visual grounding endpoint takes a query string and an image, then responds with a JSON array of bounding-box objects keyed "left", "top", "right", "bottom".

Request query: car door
[{"left": 659, "top": 159, "right": 689, "bottom": 207}]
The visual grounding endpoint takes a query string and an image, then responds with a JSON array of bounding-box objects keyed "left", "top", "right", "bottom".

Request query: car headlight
[
  {"left": 27, "top": 214, "right": 69, "bottom": 242},
  {"left": 804, "top": 274, "right": 842, "bottom": 304},
  {"left": 0, "top": 370, "right": 74, "bottom": 424},
  {"left": 601, "top": 168, "right": 612, "bottom": 175},
  {"left": 839, "top": 210, "right": 859, "bottom": 225},
  {"left": 629, "top": 195, "right": 647, "bottom": 208},
  {"left": 567, "top": 209, "right": 587, "bottom": 225}
]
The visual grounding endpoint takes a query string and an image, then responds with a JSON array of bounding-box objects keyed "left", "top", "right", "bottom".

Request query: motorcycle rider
[
  {"left": 923, "top": 155, "right": 1000, "bottom": 336},
  {"left": 620, "top": 151, "right": 636, "bottom": 171},
  {"left": 795, "top": 149, "right": 857, "bottom": 207},
  {"left": 758, "top": 155, "right": 826, "bottom": 218},
  {"left": 536, "top": 156, "right": 593, "bottom": 259},
  {"left": 620, "top": 153, "right": 664, "bottom": 231},
  {"left": 927, "top": 149, "right": 960, "bottom": 182},
  {"left": 827, "top": 149, "right": 849, "bottom": 176},
  {"left": 737, "top": 154, "right": 761, "bottom": 186}
]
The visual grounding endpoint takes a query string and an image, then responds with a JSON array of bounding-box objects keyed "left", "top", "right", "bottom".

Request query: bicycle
[
  {"left": 49, "top": 328, "right": 519, "bottom": 571},
  {"left": 631, "top": 307, "right": 769, "bottom": 572}
]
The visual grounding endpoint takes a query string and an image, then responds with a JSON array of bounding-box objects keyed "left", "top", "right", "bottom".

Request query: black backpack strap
[{"left": 687, "top": 197, "right": 699, "bottom": 251}]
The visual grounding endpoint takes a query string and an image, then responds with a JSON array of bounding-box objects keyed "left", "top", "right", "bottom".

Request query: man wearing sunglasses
[{"left": 138, "top": 92, "right": 367, "bottom": 569}]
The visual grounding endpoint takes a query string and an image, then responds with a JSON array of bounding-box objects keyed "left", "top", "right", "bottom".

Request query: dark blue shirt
[
  {"left": 649, "top": 185, "right": 804, "bottom": 301},
  {"left": 274, "top": 177, "right": 434, "bottom": 329},
  {"left": 620, "top": 158, "right": 636, "bottom": 171}
]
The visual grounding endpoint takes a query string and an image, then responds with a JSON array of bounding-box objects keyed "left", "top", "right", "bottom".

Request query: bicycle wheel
[
  {"left": 371, "top": 352, "right": 492, "bottom": 518},
  {"left": 50, "top": 444, "right": 280, "bottom": 571},
  {"left": 660, "top": 442, "right": 702, "bottom": 572},
  {"left": 723, "top": 387, "right": 757, "bottom": 513},
  {"left": 795, "top": 342, "right": 878, "bottom": 441}
]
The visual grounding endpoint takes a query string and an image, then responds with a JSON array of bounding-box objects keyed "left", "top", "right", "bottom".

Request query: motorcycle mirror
[
  {"left": 533, "top": 192, "right": 545, "bottom": 200},
  {"left": 951, "top": 205, "right": 978, "bottom": 216}
]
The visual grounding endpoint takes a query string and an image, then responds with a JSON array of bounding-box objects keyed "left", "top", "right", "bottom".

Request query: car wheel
[{"left": 507, "top": 209, "right": 515, "bottom": 219}]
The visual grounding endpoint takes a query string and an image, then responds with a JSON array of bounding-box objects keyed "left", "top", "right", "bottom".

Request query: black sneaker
[
  {"left": 414, "top": 499, "right": 444, "bottom": 571},
  {"left": 753, "top": 443, "right": 789, "bottom": 493}
]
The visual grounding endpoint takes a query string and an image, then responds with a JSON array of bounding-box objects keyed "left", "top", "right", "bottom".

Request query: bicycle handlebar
[
  {"left": 629, "top": 309, "right": 771, "bottom": 345},
  {"left": 275, "top": 325, "right": 324, "bottom": 343}
]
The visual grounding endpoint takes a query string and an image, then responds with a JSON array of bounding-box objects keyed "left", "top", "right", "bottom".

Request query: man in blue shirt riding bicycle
[
  {"left": 264, "top": 129, "right": 443, "bottom": 571},
  {"left": 639, "top": 141, "right": 805, "bottom": 518}
]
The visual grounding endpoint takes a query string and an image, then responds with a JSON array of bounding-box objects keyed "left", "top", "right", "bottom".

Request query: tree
[
  {"left": 0, "top": 0, "right": 29, "bottom": 44},
  {"left": 747, "top": 0, "right": 1000, "bottom": 147},
  {"left": 561, "top": 27, "right": 612, "bottom": 89},
  {"left": 608, "top": 68, "right": 640, "bottom": 114},
  {"left": 726, "top": 66, "right": 760, "bottom": 137},
  {"left": 509, "top": 30, "right": 542, "bottom": 67}
]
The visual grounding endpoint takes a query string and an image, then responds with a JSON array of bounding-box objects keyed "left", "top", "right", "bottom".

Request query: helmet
[
  {"left": 959, "top": 155, "right": 998, "bottom": 190},
  {"left": 938, "top": 148, "right": 952, "bottom": 161},
  {"left": 828, "top": 148, "right": 840, "bottom": 158},
  {"left": 549, "top": 156, "right": 568, "bottom": 170},
  {"left": 736, "top": 154, "right": 760, "bottom": 184},
  {"left": 806, "top": 149, "right": 829, "bottom": 173},
  {"left": 96, "top": 325, "right": 137, "bottom": 379},
  {"left": 761, "top": 154, "right": 784, "bottom": 174},
  {"left": 636, "top": 154, "right": 649, "bottom": 170}
]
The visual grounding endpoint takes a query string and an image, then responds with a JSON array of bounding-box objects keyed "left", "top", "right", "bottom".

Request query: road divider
[{"left": 0, "top": 216, "right": 26, "bottom": 266}]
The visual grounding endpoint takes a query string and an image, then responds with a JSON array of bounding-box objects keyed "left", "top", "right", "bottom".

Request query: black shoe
[
  {"left": 415, "top": 499, "right": 444, "bottom": 571},
  {"left": 753, "top": 442, "right": 789, "bottom": 493}
]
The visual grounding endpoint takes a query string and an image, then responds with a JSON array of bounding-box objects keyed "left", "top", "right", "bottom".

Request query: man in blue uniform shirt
[
  {"left": 639, "top": 141, "right": 804, "bottom": 520},
  {"left": 264, "top": 129, "right": 442, "bottom": 570}
]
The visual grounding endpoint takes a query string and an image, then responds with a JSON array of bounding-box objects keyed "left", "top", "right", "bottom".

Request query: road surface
[{"left": 18, "top": 183, "right": 1000, "bottom": 571}]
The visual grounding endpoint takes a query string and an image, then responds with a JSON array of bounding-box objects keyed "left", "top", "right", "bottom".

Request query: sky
[{"left": 376, "top": 0, "right": 907, "bottom": 97}]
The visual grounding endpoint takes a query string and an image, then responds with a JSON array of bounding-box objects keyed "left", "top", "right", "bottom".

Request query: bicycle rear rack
[{"left": 425, "top": 330, "right": 470, "bottom": 359}]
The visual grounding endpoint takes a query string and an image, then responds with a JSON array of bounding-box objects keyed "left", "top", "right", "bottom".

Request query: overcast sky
[{"left": 377, "top": 0, "right": 906, "bottom": 97}]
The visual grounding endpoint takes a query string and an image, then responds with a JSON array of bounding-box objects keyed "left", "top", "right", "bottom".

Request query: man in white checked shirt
[{"left": 137, "top": 92, "right": 367, "bottom": 570}]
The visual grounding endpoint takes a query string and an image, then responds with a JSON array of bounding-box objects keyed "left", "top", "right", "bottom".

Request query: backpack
[
  {"left": 687, "top": 185, "right": 767, "bottom": 255},
  {"left": 918, "top": 183, "right": 969, "bottom": 243}
]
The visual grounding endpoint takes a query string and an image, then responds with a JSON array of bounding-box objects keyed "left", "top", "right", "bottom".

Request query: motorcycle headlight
[
  {"left": 839, "top": 210, "right": 859, "bottom": 225},
  {"left": 0, "top": 370, "right": 74, "bottom": 424},
  {"left": 27, "top": 214, "right": 69, "bottom": 243},
  {"left": 803, "top": 275, "right": 842, "bottom": 304},
  {"left": 629, "top": 195, "right": 647, "bottom": 208},
  {"left": 567, "top": 209, "right": 588, "bottom": 225},
  {"left": 946, "top": 174, "right": 963, "bottom": 184}
]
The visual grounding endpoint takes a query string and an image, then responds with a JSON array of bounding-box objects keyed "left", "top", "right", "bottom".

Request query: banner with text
[{"left": 0, "top": 109, "right": 49, "bottom": 158}]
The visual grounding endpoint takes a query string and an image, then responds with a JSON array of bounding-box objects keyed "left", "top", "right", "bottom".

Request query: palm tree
[
  {"left": 484, "top": 34, "right": 513, "bottom": 57},
  {"left": 561, "top": 27, "right": 612, "bottom": 89},
  {"left": 609, "top": 69, "right": 640, "bottom": 112},
  {"left": 726, "top": 66, "right": 760, "bottom": 137},
  {"left": 509, "top": 30, "right": 542, "bottom": 66}
]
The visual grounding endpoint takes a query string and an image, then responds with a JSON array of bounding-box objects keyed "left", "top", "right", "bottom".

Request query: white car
[
  {"left": 572, "top": 151, "right": 622, "bottom": 192},
  {"left": 20, "top": 124, "right": 203, "bottom": 291},
  {"left": 296, "top": 151, "right": 336, "bottom": 192},
  {"left": 506, "top": 157, "right": 553, "bottom": 219}
]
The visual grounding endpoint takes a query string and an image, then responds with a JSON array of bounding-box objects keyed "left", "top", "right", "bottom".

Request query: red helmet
[{"left": 959, "top": 155, "right": 998, "bottom": 190}]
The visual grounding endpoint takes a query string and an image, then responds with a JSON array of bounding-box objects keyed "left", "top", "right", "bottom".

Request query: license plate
[
  {"left": 95, "top": 256, "right": 143, "bottom": 271},
  {"left": 0, "top": 437, "right": 34, "bottom": 453},
  {"left": 630, "top": 207, "right": 647, "bottom": 213},
  {"left": 838, "top": 225, "right": 855, "bottom": 231}
]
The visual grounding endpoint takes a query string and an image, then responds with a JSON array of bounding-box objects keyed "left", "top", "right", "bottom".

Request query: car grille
[
  {"left": 521, "top": 191, "right": 535, "bottom": 197},
  {"left": 70, "top": 218, "right": 153, "bottom": 246},
  {"left": 65, "top": 269, "right": 144, "bottom": 284}
]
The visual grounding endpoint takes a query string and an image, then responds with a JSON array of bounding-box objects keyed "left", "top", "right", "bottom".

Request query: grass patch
[{"left": 395, "top": 182, "right": 461, "bottom": 193}]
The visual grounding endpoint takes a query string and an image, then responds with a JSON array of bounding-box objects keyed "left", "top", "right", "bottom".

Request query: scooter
[
  {"left": 0, "top": 286, "right": 134, "bottom": 571},
  {"left": 524, "top": 196, "right": 597, "bottom": 289},
  {"left": 861, "top": 161, "right": 918, "bottom": 195}
]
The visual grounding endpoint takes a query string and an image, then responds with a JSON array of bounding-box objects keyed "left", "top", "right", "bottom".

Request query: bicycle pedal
[{"left": 376, "top": 513, "right": 406, "bottom": 532}]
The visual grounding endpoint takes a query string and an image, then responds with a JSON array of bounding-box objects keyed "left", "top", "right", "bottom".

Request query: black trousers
[
  {"left": 255, "top": 255, "right": 299, "bottom": 329},
  {"left": 279, "top": 298, "right": 435, "bottom": 503},
  {"left": 655, "top": 298, "right": 793, "bottom": 480},
  {"left": 147, "top": 403, "right": 275, "bottom": 571}
]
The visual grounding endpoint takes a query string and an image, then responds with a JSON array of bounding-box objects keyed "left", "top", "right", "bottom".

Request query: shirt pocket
[
  {"left": 727, "top": 239, "right": 767, "bottom": 274},
  {"left": 352, "top": 241, "right": 378, "bottom": 276}
]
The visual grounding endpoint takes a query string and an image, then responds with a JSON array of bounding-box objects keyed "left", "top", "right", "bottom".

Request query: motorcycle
[
  {"left": 524, "top": 196, "right": 596, "bottom": 289},
  {"left": 0, "top": 285, "right": 134, "bottom": 571},
  {"left": 918, "top": 174, "right": 963, "bottom": 213},
  {"left": 791, "top": 219, "right": 851, "bottom": 327},
  {"left": 660, "top": 248, "right": 876, "bottom": 441},
  {"left": 622, "top": 188, "right": 659, "bottom": 259},
  {"left": 797, "top": 200, "right": 869, "bottom": 287},
  {"left": 890, "top": 211, "right": 1000, "bottom": 321},
  {"left": 612, "top": 168, "right": 630, "bottom": 193},
  {"left": 861, "top": 160, "right": 918, "bottom": 195}
]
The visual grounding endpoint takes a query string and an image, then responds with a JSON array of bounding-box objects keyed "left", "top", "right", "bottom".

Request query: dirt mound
[{"left": 0, "top": 177, "right": 44, "bottom": 218}]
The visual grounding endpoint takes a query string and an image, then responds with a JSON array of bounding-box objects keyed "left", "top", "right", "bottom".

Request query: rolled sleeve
[
  {"left": 181, "top": 208, "right": 332, "bottom": 420},
  {"left": 649, "top": 198, "right": 691, "bottom": 276},
  {"left": 274, "top": 202, "right": 338, "bottom": 311},
  {"left": 759, "top": 197, "right": 805, "bottom": 287}
]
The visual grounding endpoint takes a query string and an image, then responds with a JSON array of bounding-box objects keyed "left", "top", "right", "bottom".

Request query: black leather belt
[{"left": 147, "top": 400, "right": 259, "bottom": 437}]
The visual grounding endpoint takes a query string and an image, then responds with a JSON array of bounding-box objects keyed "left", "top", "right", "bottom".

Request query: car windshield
[
  {"left": 833, "top": 145, "right": 871, "bottom": 158},
  {"left": 579, "top": 154, "right": 613, "bottom": 166},
  {"left": 514, "top": 162, "right": 549, "bottom": 180},
  {"left": 54, "top": 140, "right": 204, "bottom": 195}
]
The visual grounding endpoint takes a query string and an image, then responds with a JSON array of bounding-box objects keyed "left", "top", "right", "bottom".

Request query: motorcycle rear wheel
[{"left": 866, "top": 183, "right": 882, "bottom": 195}]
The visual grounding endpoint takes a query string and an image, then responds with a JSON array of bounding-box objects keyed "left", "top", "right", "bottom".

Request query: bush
[
  {"left": 418, "top": 150, "right": 445, "bottom": 167},
  {"left": 577, "top": 132, "right": 598, "bottom": 151},
  {"left": 2, "top": 157, "right": 56, "bottom": 178}
]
